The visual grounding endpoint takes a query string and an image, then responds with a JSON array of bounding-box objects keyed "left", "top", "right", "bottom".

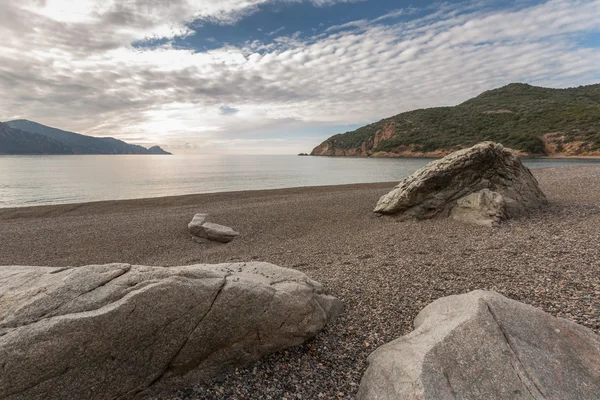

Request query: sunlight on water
[{"left": 0, "top": 155, "right": 598, "bottom": 208}]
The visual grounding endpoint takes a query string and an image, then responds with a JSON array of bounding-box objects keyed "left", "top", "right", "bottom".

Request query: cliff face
[{"left": 311, "top": 82, "right": 600, "bottom": 157}]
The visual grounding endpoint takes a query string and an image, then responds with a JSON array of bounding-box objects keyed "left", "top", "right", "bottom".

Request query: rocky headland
[{"left": 311, "top": 83, "right": 600, "bottom": 158}]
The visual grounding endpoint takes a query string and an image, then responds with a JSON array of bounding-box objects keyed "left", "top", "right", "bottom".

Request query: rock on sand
[
  {"left": 188, "top": 213, "right": 239, "bottom": 243},
  {"left": 0, "top": 262, "right": 343, "bottom": 400},
  {"left": 374, "top": 142, "right": 547, "bottom": 226},
  {"left": 358, "top": 290, "right": 600, "bottom": 400}
]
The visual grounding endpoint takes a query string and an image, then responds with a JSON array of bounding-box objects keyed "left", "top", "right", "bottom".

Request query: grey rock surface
[
  {"left": 200, "top": 222, "right": 240, "bottom": 243},
  {"left": 358, "top": 290, "right": 600, "bottom": 400},
  {"left": 187, "top": 213, "right": 209, "bottom": 237},
  {"left": 450, "top": 188, "right": 506, "bottom": 227},
  {"left": 187, "top": 214, "right": 239, "bottom": 243},
  {"left": 374, "top": 142, "right": 547, "bottom": 224},
  {"left": 0, "top": 262, "right": 343, "bottom": 400}
]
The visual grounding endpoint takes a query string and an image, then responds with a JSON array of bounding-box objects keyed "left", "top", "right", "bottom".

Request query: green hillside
[{"left": 311, "top": 83, "right": 600, "bottom": 156}]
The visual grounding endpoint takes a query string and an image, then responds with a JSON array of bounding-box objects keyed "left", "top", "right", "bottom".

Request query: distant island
[
  {"left": 311, "top": 83, "right": 600, "bottom": 157},
  {"left": 0, "top": 120, "right": 171, "bottom": 155}
]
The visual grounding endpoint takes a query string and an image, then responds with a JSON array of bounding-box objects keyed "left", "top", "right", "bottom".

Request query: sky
[{"left": 0, "top": 0, "right": 599, "bottom": 154}]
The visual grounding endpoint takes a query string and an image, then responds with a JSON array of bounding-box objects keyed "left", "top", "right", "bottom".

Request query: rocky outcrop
[
  {"left": 0, "top": 263, "right": 343, "bottom": 400},
  {"left": 358, "top": 290, "right": 600, "bottom": 400},
  {"left": 188, "top": 213, "right": 239, "bottom": 243},
  {"left": 373, "top": 123, "right": 395, "bottom": 149},
  {"left": 310, "top": 123, "right": 396, "bottom": 157},
  {"left": 310, "top": 140, "right": 368, "bottom": 157},
  {"left": 374, "top": 142, "right": 547, "bottom": 225}
]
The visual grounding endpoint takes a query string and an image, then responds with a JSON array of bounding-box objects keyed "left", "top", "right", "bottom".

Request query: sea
[{"left": 1, "top": 154, "right": 599, "bottom": 208}]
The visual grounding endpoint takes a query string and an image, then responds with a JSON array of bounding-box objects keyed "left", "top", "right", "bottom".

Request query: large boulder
[
  {"left": 0, "top": 263, "right": 343, "bottom": 400},
  {"left": 358, "top": 290, "right": 600, "bottom": 400},
  {"left": 374, "top": 142, "right": 547, "bottom": 226}
]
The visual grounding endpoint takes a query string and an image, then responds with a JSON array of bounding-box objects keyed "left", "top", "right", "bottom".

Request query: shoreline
[
  {"left": 3, "top": 158, "right": 600, "bottom": 211},
  {"left": 309, "top": 153, "right": 600, "bottom": 159},
  {"left": 0, "top": 181, "right": 397, "bottom": 215},
  {"left": 1, "top": 165, "right": 598, "bottom": 399}
]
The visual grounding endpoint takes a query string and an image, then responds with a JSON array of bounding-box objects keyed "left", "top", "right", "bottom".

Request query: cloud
[
  {"left": 372, "top": 8, "right": 416, "bottom": 23},
  {"left": 268, "top": 26, "right": 286, "bottom": 36},
  {"left": 219, "top": 105, "right": 240, "bottom": 115},
  {"left": 0, "top": 0, "right": 599, "bottom": 153}
]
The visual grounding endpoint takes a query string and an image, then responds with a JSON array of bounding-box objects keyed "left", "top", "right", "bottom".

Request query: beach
[{"left": 1, "top": 165, "right": 599, "bottom": 399}]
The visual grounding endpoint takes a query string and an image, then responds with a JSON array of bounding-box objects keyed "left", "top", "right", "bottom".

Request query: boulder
[
  {"left": 0, "top": 262, "right": 343, "bottom": 400},
  {"left": 187, "top": 214, "right": 239, "bottom": 243},
  {"left": 358, "top": 290, "right": 600, "bottom": 400},
  {"left": 374, "top": 142, "right": 547, "bottom": 225}
]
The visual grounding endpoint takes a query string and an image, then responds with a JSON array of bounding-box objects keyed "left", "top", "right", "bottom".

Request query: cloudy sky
[{"left": 0, "top": 0, "right": 599, "bottom": 154}]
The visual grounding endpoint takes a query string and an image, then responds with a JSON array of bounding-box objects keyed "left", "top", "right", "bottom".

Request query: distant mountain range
[
  {"left": 311, "top": 83, "right": 600, "bottom": 157},
  {"left": 0, "top": 120, "right": 171, "bottom": 155}
]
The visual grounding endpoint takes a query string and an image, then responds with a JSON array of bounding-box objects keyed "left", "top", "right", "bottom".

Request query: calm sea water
[{"left": 0, "top": 155, "right": 599, "bottom": 208}]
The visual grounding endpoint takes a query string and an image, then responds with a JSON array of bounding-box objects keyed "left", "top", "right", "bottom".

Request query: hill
[
  {"left": 311, "top": 83, "right": 600, "bottom": 157},
  {"left": 2, "top": 120, "right": 171, "bottom": 155},
  {"left": 0, "top": 122, "right": 73, "bottom": 154}
]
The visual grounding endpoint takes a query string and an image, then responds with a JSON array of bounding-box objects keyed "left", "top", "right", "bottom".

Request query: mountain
[
  {"left": 0, "top": 122, "right": 73, "bottom": 154},
  {"left": 2, "top": 120, "right": 171, "bottom": 155},
  {"left": 311, "top": 83, "right": 600, "bottom": 157}
]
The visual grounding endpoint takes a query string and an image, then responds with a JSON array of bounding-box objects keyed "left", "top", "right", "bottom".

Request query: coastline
[
  {"left": 1, "top": 165, "right": 598, "bottom": 399},
  {"left": 309, "top": 153, "right": 600, "bottom": 159},
  {"left": 0, "top": 181, "right": 396, "bottom": 215},
  {"left": 540, "top": 154, "right": 600, "bottom": 159},
  {"left": 3, "top": 156, "right": 600, "bottom": 210}
]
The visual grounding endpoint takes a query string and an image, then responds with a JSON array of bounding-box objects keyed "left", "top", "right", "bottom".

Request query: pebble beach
[{"left": 0, "top": 165, "right": 598, "bottom": 399}]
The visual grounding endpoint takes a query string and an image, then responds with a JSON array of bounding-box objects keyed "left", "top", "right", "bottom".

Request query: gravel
[{"left": 1, "top": 165, "right": 598, "bottom": 399}]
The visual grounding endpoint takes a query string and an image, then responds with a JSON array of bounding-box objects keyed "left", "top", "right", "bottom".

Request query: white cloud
[{"left": 0, "top": 0, "right": 599, "bottom": 154}]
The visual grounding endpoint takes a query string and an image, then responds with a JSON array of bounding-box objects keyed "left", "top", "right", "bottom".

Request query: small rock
[
  {"left": 201, "top": 222, "right": 240, "bottom": 243},
  {"left": 187, "top": 213, "right": 239, "bottom": 243}
]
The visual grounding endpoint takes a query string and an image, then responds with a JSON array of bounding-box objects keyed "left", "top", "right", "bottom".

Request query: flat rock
[
  {"left": 200, "top": 222, "right": 239, "bottom": 243},
  {"left": 358, "top": 290, "right": 600, "bottom": 400},
  {"left": 0, "top": 263, "right": 343, "bottom": 400},
  {"left": 374, "top": 142, "right": 547, "bottom": 225}
]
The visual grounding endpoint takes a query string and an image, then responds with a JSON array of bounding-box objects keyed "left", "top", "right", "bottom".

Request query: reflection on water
[{"left": 0, "top": 154, "right": 598, "bottom": 208}]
